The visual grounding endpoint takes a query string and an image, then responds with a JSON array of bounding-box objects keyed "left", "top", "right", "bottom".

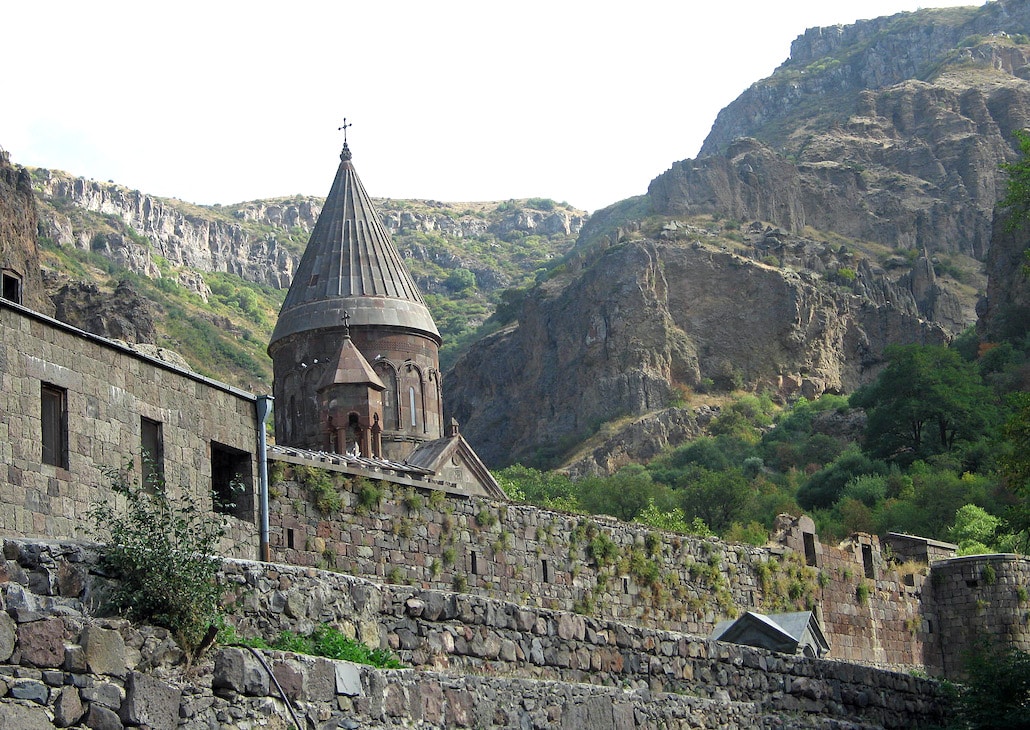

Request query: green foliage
[
  {"left": 237, "top": 625, "right": 403, "bottom": 669},
  {"left": 88, "top": 462, "right": 227, "bottom": 655},
  {"left": 1000, "top": 128, "right": 1030, "bottom": 232},
  {"left": 633, "top": 499, "right": 713, "bottom": 536},
  {"left": 951, "top": 504, "right": 1002, "bottom": 554},
  {"left": 355, "top": 479, "right": 383, "bottom": 514},
  {"left": 294, "top": 465, "right": 341, "bottom": 514},
  {"left": 577, "top": 464, "right": 674, "bottom": 522},
  {"left": 851, "top": 345, "right": 997, "bottom": 464},
  {"left": 948, "top": 643, "right": 1030, "bottom": 729}
]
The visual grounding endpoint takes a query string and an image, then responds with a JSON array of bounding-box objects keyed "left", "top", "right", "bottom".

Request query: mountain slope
[{"left": 447, "top": 1, "right": 1030, "bottom": 472}]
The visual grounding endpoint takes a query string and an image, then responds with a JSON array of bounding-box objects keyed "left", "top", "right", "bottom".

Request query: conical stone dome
[{"left": 269, "top": 143, "right": 440, "bottom": 348}]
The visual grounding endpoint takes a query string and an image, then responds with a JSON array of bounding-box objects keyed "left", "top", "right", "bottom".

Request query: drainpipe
[{"left": 256, "top": 395, "right": 274, "bottom": 562}]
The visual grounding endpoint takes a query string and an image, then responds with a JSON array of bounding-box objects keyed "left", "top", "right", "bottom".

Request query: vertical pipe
[{"left": 256, "top": 395, "right": 274, "bottom": 562}]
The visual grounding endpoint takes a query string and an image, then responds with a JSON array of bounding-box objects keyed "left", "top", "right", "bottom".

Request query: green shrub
[{"left": 88, "top": 463, "right": 227, "bottom": 656}]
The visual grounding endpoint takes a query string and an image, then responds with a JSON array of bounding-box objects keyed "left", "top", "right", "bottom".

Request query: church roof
[
  {"left": 316, "top": 330, "right": 386, "bottom": 391},
  {"left": 270, "top": 142, "right": 440, "bottom": 348}
]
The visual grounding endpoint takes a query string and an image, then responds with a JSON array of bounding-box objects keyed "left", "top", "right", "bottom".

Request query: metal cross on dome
[{"left": 338, "top": 118, "right": 352, "bottom": 143}]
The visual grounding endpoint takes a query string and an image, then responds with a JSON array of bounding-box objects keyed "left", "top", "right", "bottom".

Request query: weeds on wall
[
  {"left": 222, "top": 623, "right": 403, "bottom": 669},
  {"left": 293, "top": 464, "right": 342, "bottom": 514},
  {"left": 355, "top": 478, "right": 383, "bottom": 515},
  {"left": 88, "top": 461, "right": 227, "bottom": 657}
]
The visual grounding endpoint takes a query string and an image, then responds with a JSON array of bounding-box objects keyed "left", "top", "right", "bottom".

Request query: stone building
[{"left": 269, "top": 141, "right": 440, "bottom": 460}]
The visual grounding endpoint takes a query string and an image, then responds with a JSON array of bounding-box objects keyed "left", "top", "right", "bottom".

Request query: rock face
[
  {"left": 654, "top": 2, "right": 1030, "bottom": 260},
  {"left": 979, "top": 210, "right": 1030, "bottom": 341},
  {"left": 0, "top": 149, "right": 54, "bottom": 315},
  {"left": 34, "top": 170, "right": 300, "bottom": 290},
  {"left": 48, "top": 277, "right": 156, "bottom": 344},
  {"left": 446, "top": 239, "right": 947, "bottom": 468}
]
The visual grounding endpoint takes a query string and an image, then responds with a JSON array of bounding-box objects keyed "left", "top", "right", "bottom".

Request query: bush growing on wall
[{"left": 88, "top": 462, "right": 228, "bottom": 656}]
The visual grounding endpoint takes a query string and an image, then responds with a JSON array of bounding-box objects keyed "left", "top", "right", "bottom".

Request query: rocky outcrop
[
  {"left": 978, "top": 210, "right": 1030, "bottom": 341},
  {"left": 0, "top": 149, "right": 54, "bottom": 315},
  {"left": 658, "top": 3, "right": 1030, "bottom": 260},
  {"left": 561, "top": 407, "right": 713, "bottom": 479},
  {"left": 34, "top": 170, "right": 299, "bottom": 290},
  {"left": 47, "top": 277, "right": 156, "bottom": 345},
  {"left": 445, "top": 238, "right": 948, "bottom": 469}
]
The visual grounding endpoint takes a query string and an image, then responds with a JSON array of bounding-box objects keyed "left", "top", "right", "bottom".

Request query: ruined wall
[
  {"left": 264, "top": 462, "right": 932, "bottom": 670},
  {"left": 0, "top": 539, "right": 951, "bottom": 729},
  {"left": 0, "top": 300, "right": 260, "bottom": 555}
]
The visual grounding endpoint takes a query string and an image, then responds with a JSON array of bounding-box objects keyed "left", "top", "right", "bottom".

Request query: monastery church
[{"left": 266, "top": 137, "right": 502, "bottom": 498}]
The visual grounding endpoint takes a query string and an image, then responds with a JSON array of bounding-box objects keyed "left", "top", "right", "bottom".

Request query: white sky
[{"left": 2, "top": 1, "right": 979, "bottom": 213}]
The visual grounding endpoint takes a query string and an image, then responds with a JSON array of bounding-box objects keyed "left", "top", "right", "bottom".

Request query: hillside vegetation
[{"left": 30, "top": 166, "right": 583, "bottom": 386}]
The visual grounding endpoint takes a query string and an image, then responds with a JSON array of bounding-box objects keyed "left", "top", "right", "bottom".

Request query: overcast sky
[{"left": 2, "top": 1, "right": 979, "bottom": 213}]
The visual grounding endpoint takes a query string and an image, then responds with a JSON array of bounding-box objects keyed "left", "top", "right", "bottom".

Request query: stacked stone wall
[
  {"left": 922, "top": 553, "right": 1030, "bottom": 677},
  {"left": 0, "top": 539, "right": 951, "bottom": 729},
  {"left": 266, "top": 463, "right": 930, "bottom": 670}
]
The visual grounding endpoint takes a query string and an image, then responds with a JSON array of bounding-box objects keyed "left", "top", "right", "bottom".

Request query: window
[
  {"left": 803, "top": 532, "right": 818, "bottom": 567},
  {"left": 409, "top": 386, "right": 417, "bottom": 427},
  {"left": 141, "top": 417, "right": 163, "bottom": 486},
  {"left": 2, "top": 270, "right": 22, "bottom": 304},
  {"left": 41, "top": 384, "right": 68, "bottom": 468},
  {"left": 862, "top": 543, "right": 875, "bottom": 579},
  {"left": 211, "top": 442, "right": 254, "bottom": 522}
]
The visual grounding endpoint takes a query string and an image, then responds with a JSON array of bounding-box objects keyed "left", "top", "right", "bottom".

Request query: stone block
[
  {"left": 85, "top": 703, "right": 123, "bottom": 730},
  {"left": 335, "top": 660, "right": 363, "bottom": 697},
  {"left": 213, "top": 647, "right": 270, "bottom": 696},
  {"left": 18, "top": 617, "right": 66, "bottom": 668},
  {"left": 81, "top": 681, "right": 124, "bottom": 709},
  {"left": 0, "top": 702, "right": 55, "bottom": 730},
  {"left": 10, "top": 678, "right": 50, "bottom": 704},
  {"left": 0, "top": 610, "right": 16, "bottom": 661},
  {"left": 54, "top": 686, "right": 85, "bottom": 727},
  {"left": 120, "top": 670, "right": 181, "bottom": 730},
  {"left": 82, "top": 625, "right": 127, "bottom": 677}
]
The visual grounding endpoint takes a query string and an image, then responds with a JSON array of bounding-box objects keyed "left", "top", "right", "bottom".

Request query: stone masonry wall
[
  {"left": 0, "top": 538, "right": 951, "bottom": 729},
  {"left": 922, "top": 553, "right": 1030, "bottom": 677},
  {"left": 265, "top": 461, "right": 929, "bottom": 670},
  {"left": 0, "top": 301, "right": 260, "bottom": 557}
]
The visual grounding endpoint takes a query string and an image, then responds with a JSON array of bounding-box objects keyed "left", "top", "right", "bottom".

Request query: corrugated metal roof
[{"left": 270, "top": 143, "right": 440, "bottom": 346}]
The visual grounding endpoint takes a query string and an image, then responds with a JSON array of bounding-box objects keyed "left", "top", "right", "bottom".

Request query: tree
[
  {"left": 999, "top": 128, "right": 1030, "bottom": 231},
  {"left": 850, "top": 345, "right": 996, "bottom": 463}
]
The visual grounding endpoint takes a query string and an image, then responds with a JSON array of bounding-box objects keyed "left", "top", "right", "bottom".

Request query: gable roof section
[
  {"left": 404, "top": 432, "right": 507, "bottom": 500},
  {"left": 711, "top": 610, "right": 829, "bottom": 658},
  {"left": 270, "top": 143, "right": 440, "bottom": 348}
]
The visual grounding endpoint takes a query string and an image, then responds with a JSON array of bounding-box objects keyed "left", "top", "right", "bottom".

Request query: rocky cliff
[
  {"left": 446, "top": 236, "right": 948, "bottom": 469},
  {"left": 32, "top": 169, "right": 585, "bottom": 298},
  {"left": 655, "top": 1, "right": 1030, "bottom": 260},
  {"left": 0, "top": 149, "right": 53, "bottom": 315}
]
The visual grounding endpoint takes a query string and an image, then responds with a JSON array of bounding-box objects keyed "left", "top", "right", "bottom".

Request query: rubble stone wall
[{"left": 0, "top": 539, "right": 950, "bottom": 729}]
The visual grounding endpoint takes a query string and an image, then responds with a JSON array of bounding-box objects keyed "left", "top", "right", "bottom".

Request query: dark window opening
[
  {"left": 287, "top": 528, "right": 296, "bottom": 549},
  {"left": 141, "top": 417, "right": 163, "bottom": 488},
  {"left": 623, "top": 577, "right": 630, "bottom": 594},
  {"left": 2, "top": 271, "right": 22, "bottom": 304},
  {"left": 803, "top": 532, "right": 818, "bottom": 567},
  {"left": 541, "top": 559, "right": 550, "bottom": 583},
  {"left": 862, "top": 543, "right": 875, "bottom": 579},
  {"left": 211, "top": 442, "right": 254, "bottom": 522},
  {"left": 471, "top": 550, "right": 479, "bottom": 575},
  {"left": 41, "top": 383, "right": 68, "bottom": 469}
]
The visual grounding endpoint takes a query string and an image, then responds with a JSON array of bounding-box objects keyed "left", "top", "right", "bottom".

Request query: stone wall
[
  {"left": 0, "top": 538, "right": 951, "bottom": 729},
  {"left": 264, "top": 462, "right": 932, "bottom": 670},
  {"left": 922, "top": 553, "right": 1030, "bottom": 677},
  {"left": 0, "top": 300, "right": 260, "bottom": 556}
]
